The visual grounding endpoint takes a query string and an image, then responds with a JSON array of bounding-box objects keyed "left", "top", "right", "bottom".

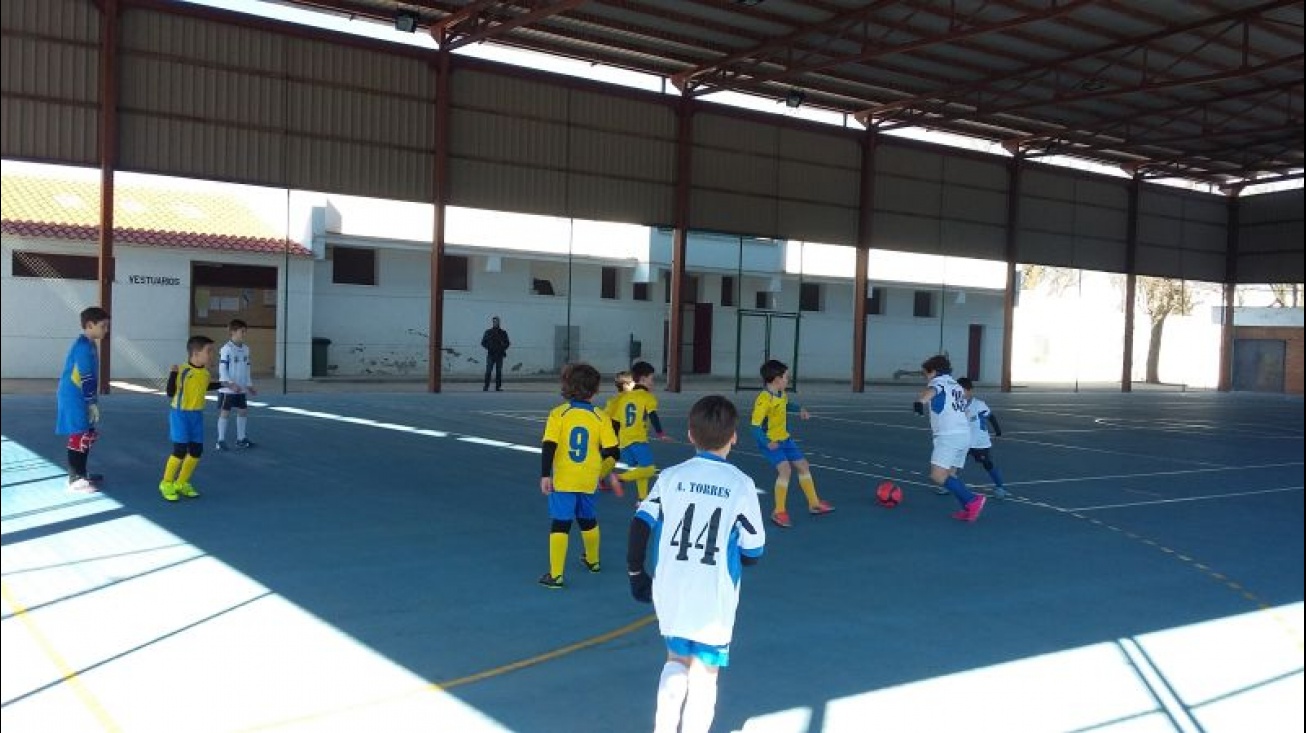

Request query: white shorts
[{"left": 931, "top": 434, "right": 970, "bottom": 470}]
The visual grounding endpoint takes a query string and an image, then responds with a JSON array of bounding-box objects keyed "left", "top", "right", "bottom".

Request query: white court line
[
  {"left": 1067, "top": 485, "right": 1303, "bottom": 513},
  {"left": 1005, "top": 461, "right": 1304, "bottom": 488},
  {"left": 104, "top": 382, "right": 1295, "bottom": 506},
  {"left": 999, "top": 435, "right": 1230, "bottom": 466}
]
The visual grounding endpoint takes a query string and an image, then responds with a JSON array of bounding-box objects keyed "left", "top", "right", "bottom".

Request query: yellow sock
[
  {"left": 619, "top": 465, "right": 655, "bottom": 482},
  {"left": 177, "top": 456, "right": 200, "bottom": 485},
  {"left": 162, "top": 456, "right": 182, "bottom": 483},
  {"left": 620, "top": 466, "right": 657, "bottom": 499},
  {"left": 581, "top": 526, "right": 600, "bottom": 564},
  {"left": 548, "top": 532, "right": 568, "bottom": 579},
  {"left": 600, "top": 456, "right": 616, "bottom": 476},
  {"left": 798, "top": 473, "right": 820, "bottom": 508},
  {"left": 774, "top": 477, "right": 790, "bottom": 513}
]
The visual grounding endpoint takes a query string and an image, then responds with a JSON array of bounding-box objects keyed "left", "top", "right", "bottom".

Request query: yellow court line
[
  {"left": 2, "top": 580, "right": 124, "bottom": 733},
  {"left": 235, "top": 613, "right": 658, "bottom": 732}
]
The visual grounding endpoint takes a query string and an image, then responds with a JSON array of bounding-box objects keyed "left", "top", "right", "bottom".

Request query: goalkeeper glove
[
  {"left": 628, "top": 570, "right": 652, "bottom": 603},
  {"left": 912, "top": 401, "right": 924, "bottom": 416}
]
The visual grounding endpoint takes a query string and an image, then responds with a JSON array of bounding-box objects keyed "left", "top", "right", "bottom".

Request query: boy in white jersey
[
  {"left": 627, "top": 395, "right": 765, "bottom": 733},
  {"left": 216, "top": 319, "right": 257, "bottom": 450},
  {"left": 914, "top": 355, "right": 986, "bottom": 521},
  {"left": 957, "top": 377, "right": 1008, "bottom": 499}
]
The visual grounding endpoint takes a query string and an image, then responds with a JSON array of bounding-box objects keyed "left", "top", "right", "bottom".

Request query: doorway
[
  {"left": 735, "top": 308, "right": 801, "bottom": 392},
  {"left": 1231, "top": 339, "right": 1285, "bottom": 392}
]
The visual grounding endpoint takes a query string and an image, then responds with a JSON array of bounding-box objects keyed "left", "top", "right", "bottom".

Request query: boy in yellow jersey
[
  {"left": 159, "top": 336, "right": 219, "bottom": 502},
  {"left": 539, "top": 362, "right": 621, "bottom": 589},
  {"left": 751, "top": 359, "right": 834, "bottom": 528},
  {"left": 596, "top": 371, "right": 634, "bottom": 498},
  {"left": 607, "top": 361, "right": 671, "bottom": 500}
]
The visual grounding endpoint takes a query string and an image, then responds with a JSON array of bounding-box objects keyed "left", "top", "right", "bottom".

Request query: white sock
[
  {"left": 237, "top": 415, "right": 248, "bottom": 441},
  {"left": 679, "top": 663, "right": 719, "bottom": 733},
  {"left": 653, "top": 661, "right": 688, "bottom": 733},
  {"left": 217, "top": 416, "right": 228, "bottom": 441}
]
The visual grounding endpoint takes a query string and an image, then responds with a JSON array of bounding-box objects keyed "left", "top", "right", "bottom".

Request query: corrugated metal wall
[
  {"left": 690, "top": 112, "right": 859, "bottom": 243},
  {"left": 448, "top": 68, "right": 674, "bottom": 223},
  {"left": 1016, "top": 166, "right": 1130, "bottom": 272},
  {"left": 117, "top": 6, "right": 433, "bottom": 200},
  {"left": 4, "top": 0, "right": 1294, "bottom": 284},
  {"left": 0, "top": 0, "right": 100, "bottom": 165},
  {"left": 1239, "top": 188, "right": 1305, "bottom": 283},
  {"left": 1137, "top": 187, "right": 1228, "bottom": 281},
  {"left": 875, "top": 142, "right": 1009, "bottom": 260}
]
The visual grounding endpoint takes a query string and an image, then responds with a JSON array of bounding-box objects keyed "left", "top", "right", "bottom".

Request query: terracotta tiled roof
[{"left": 1, "top": 174, "right": 311, "bottom": 257}]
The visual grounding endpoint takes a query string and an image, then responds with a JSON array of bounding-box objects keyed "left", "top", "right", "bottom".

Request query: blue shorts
[
  {"left": 621, "top": 443, "right": 654, "bottom": 468},
  {"left": 548, "top": 491, "right": 597, "bottom": 522},
  {"left": 758, "top": 438, "right": 804, "bottom": 466},
  {"left": 665, "top": 636, "right": 730, "bottom": 668},
  {"left": 169, "top": 410, "right": 204, "bottom": 444},
  {"left": 217, "top": 393, "right": 249, "bottom": 412}
]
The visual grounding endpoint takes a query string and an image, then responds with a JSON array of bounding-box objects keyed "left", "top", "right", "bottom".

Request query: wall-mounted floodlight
[{"left": 395, "top": 12, "right": 418, "bottom": 33}]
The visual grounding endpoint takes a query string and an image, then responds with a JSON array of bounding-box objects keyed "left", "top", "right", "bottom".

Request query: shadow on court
[{"left": 2, "top": 384, "right": 1302, "bottom": 733}]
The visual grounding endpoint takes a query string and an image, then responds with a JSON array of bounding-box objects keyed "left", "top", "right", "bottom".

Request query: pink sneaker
[
  {"left": 956, "top": 495, "right": 987, "bottom": 522},
  {"left": 770, "top": 511, "right": 792, "bottom": 528}
]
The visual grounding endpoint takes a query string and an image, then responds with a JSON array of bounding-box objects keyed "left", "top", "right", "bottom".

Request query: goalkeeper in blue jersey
[{"left": 55, "top": 306, "right": 110, "bottom": 493}]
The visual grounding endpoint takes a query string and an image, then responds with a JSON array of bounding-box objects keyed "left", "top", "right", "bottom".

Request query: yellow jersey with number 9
[{"left": 543, "top": 400, "right": 619, "bottom": 493}]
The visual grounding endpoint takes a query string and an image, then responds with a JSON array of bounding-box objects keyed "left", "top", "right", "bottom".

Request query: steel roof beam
[
  {"left": 678, "top": 0, "right": 1095, "bottom": 95},
  {"left": 430, "top": 0, "right": 587, "bottom": 50},
  {"left": 857, "top": 0, "right": 1299, "bottom": 125},
  {"left": 1006, "top": 79, "right": 1302, "bottom": 151}
]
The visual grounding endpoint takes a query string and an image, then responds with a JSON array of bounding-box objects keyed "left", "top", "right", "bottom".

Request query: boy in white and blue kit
[
  {"left": 216, "top": 318, "right": 258, "bottom": 450},
  {"left": 627, "top": 395, "right": 766, "bottom": 733},
  {"left": 915, "top": 354, "right": 986, "bottom": 521},
  {"left": 957, "top": 376, "right": 1008, "bottom": 499}
]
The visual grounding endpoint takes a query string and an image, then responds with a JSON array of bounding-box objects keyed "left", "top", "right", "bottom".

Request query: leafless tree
[{"left": 1137, "top": 277, "right": 1198, "bottom": 383}]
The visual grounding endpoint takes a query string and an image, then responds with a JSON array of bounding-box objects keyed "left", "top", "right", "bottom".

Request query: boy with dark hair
[
  {"left": 750, "top": 359, "right": 833, "bottom": 528},
  {"left": 538, "top": 362, "right": 621, "bottom": 588},
  {"left": 607, "top": 360, "right": 671, "bottom": 500},
  {"left": 216, "top": 318, "right": 258, "bottom": 450},
  {"left": 957, "top": 377, "right": 1008, "bottom": 499},
  {"left": 627, "top": 395, "right": 766, "bottom": 733},
  {"left": 914, "top": 355, "right": 986, "bottom": 521},
  {"left": 160, "top": 336, "right": 219, "bottom": 502},
  {"left": 56, "top": 306, "right": 110, "bottom": 493}
]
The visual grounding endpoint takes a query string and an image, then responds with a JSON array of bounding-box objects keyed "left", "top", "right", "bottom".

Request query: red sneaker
[
  {"left": 770, "top": 511, "right": 792, "bottom": 528},
  {"left": 605, "top": 473, "right": 625, "bottom": 498},
  {"left": 808, "top": 500, "right": 835, "bottom": 516}
]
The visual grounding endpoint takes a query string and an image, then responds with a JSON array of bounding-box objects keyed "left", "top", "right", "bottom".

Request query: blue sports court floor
[{"left": 2, "top": 379, "right": 1302, "bottom": 733}]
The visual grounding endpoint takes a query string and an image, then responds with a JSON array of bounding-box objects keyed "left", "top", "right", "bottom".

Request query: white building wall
[{"left": 1, "top": 234, "right": 314, "bottom": 380}]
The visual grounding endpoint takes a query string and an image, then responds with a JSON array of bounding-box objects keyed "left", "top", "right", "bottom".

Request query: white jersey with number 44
[{"left": 636, "top": 454, "right": 766, "bottom": 646}]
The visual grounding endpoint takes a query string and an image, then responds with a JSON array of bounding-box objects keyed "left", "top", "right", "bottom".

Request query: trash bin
[{"left": 311, "top": 337, "right": 332, "bottom": 377}]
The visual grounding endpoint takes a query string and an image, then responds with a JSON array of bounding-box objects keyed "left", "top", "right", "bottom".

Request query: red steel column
[
  {"left": 428, "top": 49, "right": 451, "bottom": 392},
  {"left": 1121, "top": 175, "right": 1140, "bottom": 392},
  {"left": 667, "top": 95, "right": 693, "bottom": 393},
  {"left": 97, "top": 0, "right": 119, "bottom": 394},
  {"left": 1218, "top": 193, "right": 1240, "bottom": 392},
  {"left": 851, "top": 127, "right": 877, "bottom": 392},
  {"left": 1000, "top": 155, "right": 1021, "bottom": 393}
]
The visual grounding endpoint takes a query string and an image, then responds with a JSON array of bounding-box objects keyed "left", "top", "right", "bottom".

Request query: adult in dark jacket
[{"left": 481, "top": 316, "right": 511, "bottom": 391}]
